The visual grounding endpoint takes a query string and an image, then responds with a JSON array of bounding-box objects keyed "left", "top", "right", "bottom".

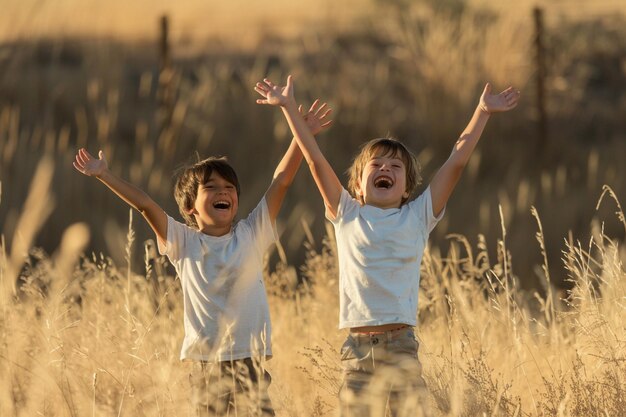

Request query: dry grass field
[
  {"left": 0, "top": 0, "right": 625, "bottom": 415},
  {"left": 1, "top": 173, "right": 624, "bottom": 416}
]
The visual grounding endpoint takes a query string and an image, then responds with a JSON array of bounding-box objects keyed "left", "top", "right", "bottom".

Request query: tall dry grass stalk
[{"left": 1, "top": 157, "right": 55, "bottom": 305}]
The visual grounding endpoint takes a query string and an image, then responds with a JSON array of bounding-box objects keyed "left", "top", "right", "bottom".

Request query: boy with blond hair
[{"left": 256, "top": 75, "right": 519, "bottom": 416}]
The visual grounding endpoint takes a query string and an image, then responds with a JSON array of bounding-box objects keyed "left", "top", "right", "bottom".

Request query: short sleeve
[
  {"left": 243, "top": 197, "right": 279, "bottom": 257},
  {"left": 157, "top": 215, "right": 189, "bottom": 261},
  {"left": 409, "top": 186, "right": 445, "bottom": 234},
  {"left": 326, "top": 188, "right": 359, "bottom": 224}
]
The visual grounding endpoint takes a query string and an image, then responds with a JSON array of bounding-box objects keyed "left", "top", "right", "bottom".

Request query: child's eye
[{"left": 392, "top": 164, "right": 401, "bottom": 168}]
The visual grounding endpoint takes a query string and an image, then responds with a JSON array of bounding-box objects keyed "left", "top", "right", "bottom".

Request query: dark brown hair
[
  {"left": 347, "top": 138, "right": 421, "bottom": 205},
  {"left": 174, "top": 156, "right": 240, "bottom": 228}
]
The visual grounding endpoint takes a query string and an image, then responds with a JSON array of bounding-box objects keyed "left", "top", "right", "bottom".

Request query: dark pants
[
  {"left": 339, "top": 327, "right": 430, "bottom": 417},
  {"left": 190, "top": 358, "right": 275, "bottom": 417}
]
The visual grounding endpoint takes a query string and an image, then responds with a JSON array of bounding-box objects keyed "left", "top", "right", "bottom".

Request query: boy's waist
[
  {"left": 350, "top": 323, "right": 410, "bottom": 334},
  {"left": 339, "top": 310, "right": 418, "bottom": 330},
  {"left": 347, "top": 325, "right": 415, "bottom": 345}
]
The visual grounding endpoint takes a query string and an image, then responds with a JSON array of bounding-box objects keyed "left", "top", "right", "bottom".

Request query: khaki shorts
[
  {"left": 189, "top": 358, "right": 274, "bottom": 417},
  {"left": 339, "top": 327, "right": 429, "bottom": 417}
]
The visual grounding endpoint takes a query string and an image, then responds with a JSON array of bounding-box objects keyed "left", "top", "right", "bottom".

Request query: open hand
[
  {"left": 73, "top": 148, "right": 108, "bottom": 177},
  {"left": 479, "top": 83, "right": 520, "bottom": 114},
  {"left": 255, "top": 76, "right": 295, "bottom": 107},
  {"left": 300, "top": 99, "right": 333, "bottom": 136}
]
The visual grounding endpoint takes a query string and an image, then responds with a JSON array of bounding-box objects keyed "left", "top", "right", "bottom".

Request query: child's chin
[
  {"left": 371, "top": 190, "right": 396, "bottom": 199},
  {"left": 209, "top": 211, "right": 234, "bottom": 221}
]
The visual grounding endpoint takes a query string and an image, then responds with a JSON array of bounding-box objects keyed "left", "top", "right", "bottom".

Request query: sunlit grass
[{"left": 0, "top": 171, "right": 623, "bottom": 415}]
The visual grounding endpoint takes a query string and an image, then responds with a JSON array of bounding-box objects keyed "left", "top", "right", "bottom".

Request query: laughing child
[{"left": 256, "top": 75, "right": 519, "bottom": 416}]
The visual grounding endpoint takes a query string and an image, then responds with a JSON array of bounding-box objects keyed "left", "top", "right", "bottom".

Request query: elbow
[
  {"left": 135, "top": 195, "right": 156, "bottom": 216},
  {"left": 451, "top": 161, "right": 466, "bottom": 176},
  {"left": 136, "top": 206, "right": 151, "bottom": 219},
  {"left": 272, "top": 171, "right": 293, "bottom": 191},
  {"left": 447, "top": 155, "right": 467, "bottom": 176},
  {"left": 273, "top": 179, "right": 291, "bottom": 194}
]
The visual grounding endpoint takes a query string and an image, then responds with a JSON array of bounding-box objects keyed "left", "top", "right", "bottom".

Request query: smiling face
[
  {"left": 348, "top": 138, "right": 422, "bottom": 209},
  {"left": 174, "top": 156, "right": 241, "bottom": 236},
  {"left": 356, "top": 153, "right": 409, "bottom": 209},
  {"left": 190, "top": 172, "right": 239, "bottom": 236}
]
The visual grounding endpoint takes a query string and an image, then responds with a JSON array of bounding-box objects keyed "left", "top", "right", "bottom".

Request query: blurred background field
[
  {"left": 1, "top": 0, "right": 624, "bottom": 288},
  {"left": 0, "top": 0, "right": 625, "bottom": 415}
]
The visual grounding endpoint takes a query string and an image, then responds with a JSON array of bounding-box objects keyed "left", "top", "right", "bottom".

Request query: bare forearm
[
  {"left": 430, "top": 105, "right": 490, "bottom": 216},
  {"left": 280, "top": 101, "right": 342, "bottom": 216},
  {"left": 74, "top": 147, "right": 167, "bottom": 241},
  {"left": 97, "top": 170, "right": 154, "bottom": 212},
  {"left": 430, "top": 83, "right": 519, "bottom": 216},
  {"left": 272, "top": 139, "right": 303, "bottom": 188},
  {"left": 448, "top": 105, "right": 490, "bottom": 168},
  {"left": 265, "top": 139, "right": 304, "bottom": 221},
  {"left": 281, "top": 102, "right": 325, "bottom": 165},
  {"left": 95, "top": 169, "right": 167, "bottom": 241}
]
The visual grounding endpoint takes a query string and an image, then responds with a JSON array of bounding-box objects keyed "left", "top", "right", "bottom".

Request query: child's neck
[
  {"left": 198, "top": 223, "right": 233, "bottom": 237},
  {"left": 361, "top": 200, "right": 403, "bottom": 210}
]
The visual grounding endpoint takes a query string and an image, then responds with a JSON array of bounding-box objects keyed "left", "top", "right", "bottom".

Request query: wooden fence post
[
  {"left": 159, "top": 15, "right": 170, "bottom": 71},
  {"left": 157, "top": 15, "right": 174, "bottom": 143},
  {"left": 533, "top": 7, "right": 548, "bottom": 153}
]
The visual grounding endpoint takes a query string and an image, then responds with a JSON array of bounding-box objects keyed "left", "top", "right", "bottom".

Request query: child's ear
[{"left": 403, "top": 191, "right": 409, "bottom": 199}]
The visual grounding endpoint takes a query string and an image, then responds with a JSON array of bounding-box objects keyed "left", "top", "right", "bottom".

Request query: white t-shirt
[
  {"left": 328, "top": 187, "right": 444, "bottom": 329},
  {"left": 158, "top": 198, "right": 277, "bottom": 362}
]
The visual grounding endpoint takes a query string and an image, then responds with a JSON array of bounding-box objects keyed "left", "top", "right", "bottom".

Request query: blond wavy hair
[{"left": 347, "top": 138, "right": 422, "bottom": 205}]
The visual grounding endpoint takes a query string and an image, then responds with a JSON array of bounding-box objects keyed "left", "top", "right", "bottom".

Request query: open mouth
[
  {"left": 212, "top": 200, "right": 231, "bottom": 210},
  {"left": 374, "top": 176, "right": 394, "bottom": 189}
]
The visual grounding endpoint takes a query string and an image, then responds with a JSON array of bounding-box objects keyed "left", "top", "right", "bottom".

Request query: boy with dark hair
[{"left": 73, "top": 95, "right": 332, "bottom": 416}]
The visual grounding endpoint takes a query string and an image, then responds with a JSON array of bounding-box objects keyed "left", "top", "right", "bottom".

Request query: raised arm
[
  {"left": 261, "top": 97, "right": 334, "bottom": 221},
  {"left": 263, "top": 99, "right": 333, "bottom": 222},
  {"left": 73, "top": 148, "right": 168, "bottom": 244},
  {"left": 255, "top": 76, "right": 343, "bottom": 219},
  {"left": 429, "top": 83, "right": 520, "bottom": 216}
]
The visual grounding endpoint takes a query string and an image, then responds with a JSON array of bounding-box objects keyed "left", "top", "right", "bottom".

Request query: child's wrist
[
  {"left": 96, "top": 168, "right": 110, "bottom": 179},
  {"left": 282, "top": 100, "right": 298, "bottom": 111},
  {"left": 478, "top": 103, "right": 491, "bottom": 114}
]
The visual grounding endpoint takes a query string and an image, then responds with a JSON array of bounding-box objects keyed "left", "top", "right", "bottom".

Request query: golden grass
[
  {"left": 0, "top": 170, "right": 624, "bottom": 415},
  {"left": 0, "top": 2, "right": 625, "bottom": 413}
]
